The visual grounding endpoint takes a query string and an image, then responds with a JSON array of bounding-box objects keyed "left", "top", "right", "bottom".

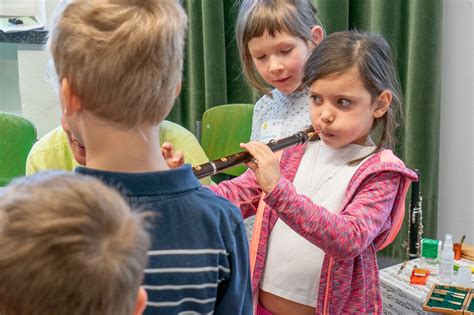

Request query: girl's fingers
[
  {"left": 241, "top": 141, "right": 281, "bottom": 192},
  {"left": 240, "top": 142, "right": 276, "bottom": 166},
  {"left": 241, "top": 142, "right": 261, "bottom": 171},
  {"left": 244, "top": 159, "right": 258, "bottom": 172},
  {"left": 161, "top": 142, "right": 174, "bottom": 158},
  {"left": 173, "top": 151, "right": 184, "bottom": 163},
  {"left": 240, "top": 141, "right": 271, "bottom": 157},
  {"left": 161, "top": 141, "right": 173, "bottom": 150}
]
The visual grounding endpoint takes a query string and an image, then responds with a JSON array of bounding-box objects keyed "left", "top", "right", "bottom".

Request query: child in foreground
[
  {"left": 211, "top": 30, "right": 418, "bottom": 314},
  {"left": 0, "top": 171, "right": 150, "bottom": 315},
  {"left": 47, "top": 0, "right": 251, "bottom": 313}
]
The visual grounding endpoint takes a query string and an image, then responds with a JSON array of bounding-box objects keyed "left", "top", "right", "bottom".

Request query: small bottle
[{"left": 439, "top": 234, "right": 454, "bottom": 284}]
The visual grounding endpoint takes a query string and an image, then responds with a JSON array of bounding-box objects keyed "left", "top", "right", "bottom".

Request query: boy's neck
[{"left": 82, "top": 117, "right": 168, "bottom": 173}]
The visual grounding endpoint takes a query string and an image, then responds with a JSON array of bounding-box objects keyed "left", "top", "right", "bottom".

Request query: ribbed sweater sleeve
[{"left": 209, "top": 170, "right": 262, "bottom": 219}]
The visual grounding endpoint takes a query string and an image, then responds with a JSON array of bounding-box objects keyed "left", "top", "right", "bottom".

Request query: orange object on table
[
  {"left": 410, "top": 267, "right": 430, "bottom": 285},
  {"left": 454, "top": 243, "right": 462, "bottom": 260}
]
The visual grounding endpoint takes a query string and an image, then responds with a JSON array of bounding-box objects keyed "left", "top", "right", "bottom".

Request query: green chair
[
  {"left": 200, "top": 103, "right": 254, "bottom": 181},
  {"left": 0, "top": 112, "right": 37, "bottom": 186}
]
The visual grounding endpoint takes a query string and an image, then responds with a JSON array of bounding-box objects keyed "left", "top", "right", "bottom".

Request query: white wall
[
  {"left": 437, "top": 0, "right": 474, "bottom": 244},
  {"left": 17, "top": 45, "right": 60, "bottom": 138},
  {"left": 16, "top": 0, "right": 61, "bottom": 137},
  {"left": 0, "top": 0, "right": 61, "bottom": 137},
  {"left": 0, "top": 44, "right": 21, "bottom": 114}
]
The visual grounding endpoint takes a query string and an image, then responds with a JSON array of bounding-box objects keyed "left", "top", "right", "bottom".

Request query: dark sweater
[{"left": 76, "top": 164, "right": 252, "bottom": 314}]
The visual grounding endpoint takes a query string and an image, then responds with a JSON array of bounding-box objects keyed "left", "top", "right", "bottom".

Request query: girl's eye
[
  {"left": 281, "top": 48, "right": 293, "bottom": 55},
  {"left": 310, "top": 95, "right": 322, "bottom": 105},
  {"left": 338, "top": 98, "right": 351, "bottom": 107}
]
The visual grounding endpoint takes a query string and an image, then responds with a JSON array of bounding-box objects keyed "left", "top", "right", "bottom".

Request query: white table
[
  {"left": 380, "top": 259, "right": 439, "bottom": 314},
  {"left": 380, "top": 258, "right": 474, "bottom": 314}
]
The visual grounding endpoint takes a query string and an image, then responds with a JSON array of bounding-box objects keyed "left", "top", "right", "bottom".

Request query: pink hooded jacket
[{"left": 210, "top": 143, "right": 418, "bottom": 314}]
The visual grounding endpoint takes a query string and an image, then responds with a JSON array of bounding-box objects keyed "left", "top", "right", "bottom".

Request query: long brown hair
[{"left": 303, "top": 30, "right": 404, "bottom": 153}]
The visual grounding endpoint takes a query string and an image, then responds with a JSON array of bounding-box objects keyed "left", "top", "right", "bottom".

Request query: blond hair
[
  {"left": 48, "top": 0, "right": 188, "bottom": 129},
  {"left": 0, "top": 171, "right": 150, "bottom": 315},
  {"left": 235, "top": 0, "right": 323, "bottom": 95}
]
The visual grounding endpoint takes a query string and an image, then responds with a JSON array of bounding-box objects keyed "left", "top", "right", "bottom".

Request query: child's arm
[
  {"left": 209, "top": 170, "right": 262, "bottom": 219},
  {"left": 264, "top": 171, "right": 402, "bottom": 259},
  {"left": 210, "top": 140, "right": 283, "bottom": 219}
]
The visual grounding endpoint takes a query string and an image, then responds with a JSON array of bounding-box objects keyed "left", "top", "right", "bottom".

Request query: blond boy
[
  {"left": 48, "top": 0, "right": 251, "bottom": 313},
  {"left": 0, "top": 171, "right": 150, "bottom": 315}
]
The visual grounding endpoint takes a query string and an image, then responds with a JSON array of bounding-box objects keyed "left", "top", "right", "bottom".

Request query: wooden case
[
  {"left": 464, "top": 293, "right": 474, "bottom": 315},
  {"left": 422, "top": 284, "right": 471, "bottom": 314}
]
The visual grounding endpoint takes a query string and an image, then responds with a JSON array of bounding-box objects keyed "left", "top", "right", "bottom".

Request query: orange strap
[
  {"left": 249, "top": 151, "right": 283, "bottom": 276},
  {"left": 249, "top": 194, "right": 266, "bottom": 275}
]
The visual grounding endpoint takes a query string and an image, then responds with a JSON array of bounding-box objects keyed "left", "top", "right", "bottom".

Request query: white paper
[
  {"left": 0, "top": 16, "right": 44, "bottom": 33},
  {"left": 0, "top": 0, "right": 46, "bottom": 27}
]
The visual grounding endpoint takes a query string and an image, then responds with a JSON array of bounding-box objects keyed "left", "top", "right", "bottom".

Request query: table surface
[
  {"left": 380, "top": 258, "right": 473, "bottom": 314},
  {"left": 0, "top": 29, "right": 47, "bottom": 44}
]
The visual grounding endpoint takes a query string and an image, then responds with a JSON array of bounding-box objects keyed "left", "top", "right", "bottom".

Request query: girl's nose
[
  {"left": 269, "top": 57, "right": 284, "bottom": 73},
  {"left": 320, "top": 109, "right": 334, "bottom": 124}
]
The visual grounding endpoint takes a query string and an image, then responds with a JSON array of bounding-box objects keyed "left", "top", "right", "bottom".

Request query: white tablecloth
[
  {"left": 380, "top": 258, "right": 440, "bottom": 314},
  {"left": 380, "top": 258, "right": 474, "bottom": 314}
]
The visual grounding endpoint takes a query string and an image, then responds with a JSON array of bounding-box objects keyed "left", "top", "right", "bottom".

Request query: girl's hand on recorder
[
  {"left": 241, "top": 141, "right": 281, "bottom": 193},
  {"left": 161, "top": 142, "right": 185, "bottom": 169}
]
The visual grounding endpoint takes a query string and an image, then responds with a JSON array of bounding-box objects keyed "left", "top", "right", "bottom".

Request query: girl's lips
[
  {"left": 275, "top": 76, "right": 290, "bottom": 83},
  {"left": 319, "top": 130, "right": 334, "bottom": 137},
  {"left": 70, "top": 136, "right": 85, "bottom": 149}
]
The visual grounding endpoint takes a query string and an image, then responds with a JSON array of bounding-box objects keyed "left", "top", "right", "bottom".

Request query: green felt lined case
[{"left": 422, "top": 284, "right": 471, "bottom": 314}]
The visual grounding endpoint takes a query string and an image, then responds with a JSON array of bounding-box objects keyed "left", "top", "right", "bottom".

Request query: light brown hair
[
  {"left": 235, "top": 0, "right": 324, "bottom": 95},
  {"left": 0, "top": 171, "right": 150, "bottom": 315},
  {"left": 303, "top": 30, "right": 404, "bottom": 154},
  {"left": 48, "top": 0, "right": 188, "bottom": 129}
]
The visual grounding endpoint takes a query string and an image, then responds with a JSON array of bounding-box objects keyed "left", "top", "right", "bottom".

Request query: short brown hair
[
  {"left": 0, "top": 171, "right": 150, "bottom": 315},
  {"left": 48, "top": 0, "right": 188, "bottom": 129},
  {"left": 236, "top": 0, "right": 323, "bottom": 95}
]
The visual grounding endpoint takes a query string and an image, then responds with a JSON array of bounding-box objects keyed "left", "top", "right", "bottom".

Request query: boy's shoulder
[
  {"left": 75, "top": 165, "right": 243, "bottom": 227},
  {"left": 191, "top": 186, "right": 244, "bottom": 227}
]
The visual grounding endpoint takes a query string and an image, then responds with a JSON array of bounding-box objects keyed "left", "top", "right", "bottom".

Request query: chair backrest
[
  {"left": 200, "top": 104, "right": 254, "bottom": 177},
  {"left": 0, "top": 112, "right": 37, "bottom": 186}
]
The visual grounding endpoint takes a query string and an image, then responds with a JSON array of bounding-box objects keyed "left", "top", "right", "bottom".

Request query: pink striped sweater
[{"left": 210, "top": 143, "right": 417, "bottom": 314}]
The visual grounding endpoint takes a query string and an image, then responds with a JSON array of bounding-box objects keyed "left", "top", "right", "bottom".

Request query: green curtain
[
  {"left": 168, "top": 0, "right": 256, "bottom": 133},
  {"left": 168, "top": 0, "right": 442, "bottom": 261}
]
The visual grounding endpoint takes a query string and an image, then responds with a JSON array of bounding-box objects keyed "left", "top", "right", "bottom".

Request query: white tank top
[{"left": 260, "top": 141, "right": 375, "bottom": 306}]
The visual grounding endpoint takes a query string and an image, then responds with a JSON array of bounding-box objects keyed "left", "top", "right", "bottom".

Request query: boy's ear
[
  {"left": 133, "top": 287, "right": 148, "bottom": 315},
  {"left": 175, "top": 81, "right": 182, "bottom": 97},
  {"left": 373, "top": 90, "right": 392, "bottom": 118},
  {"left": 60, "top": 78, "right": 83, "bottom": 116},
  {"left": 311, "top": 25, "right": 324, "bottom": 46}
]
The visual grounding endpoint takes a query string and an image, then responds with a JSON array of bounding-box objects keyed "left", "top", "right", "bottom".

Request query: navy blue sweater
[{"left": 76, "top": 164, "right": 252, "bottom": 314}]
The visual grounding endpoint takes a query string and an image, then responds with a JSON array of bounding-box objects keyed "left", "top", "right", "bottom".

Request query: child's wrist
[{"left": 262, "top": 178, "right": 280, "bottom": 194}]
